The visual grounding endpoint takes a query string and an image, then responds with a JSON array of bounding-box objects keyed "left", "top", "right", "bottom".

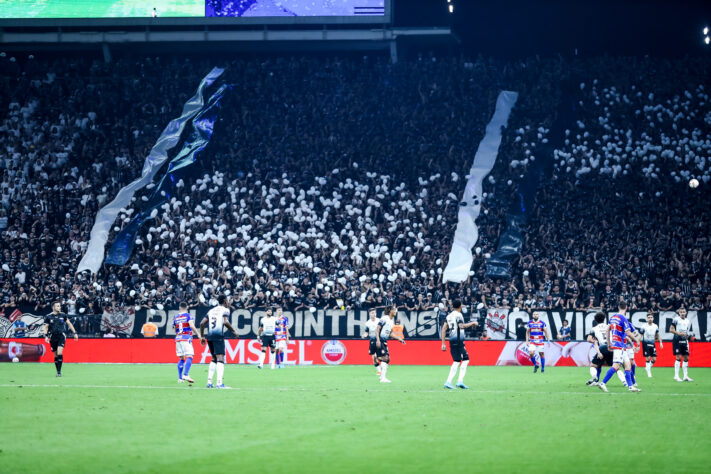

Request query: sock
[
  {"left": 380, "top": 362, "right": 388, "bottom": 379},
  {"left": 529, "top": 354, "right": 537, "bottom": 366},
  {"left": 374, "top": 361, "right": 380, "bottom": 368},
  {"left": 589, "top": 367, "right": 597, "bottom": 379},
  {"left": 208, "top": 361, "right": 216, "bottom": 384},
  {"left": 624, "top": 370, "right": 633, "bottom": 387},
  {"left": 216, "top": 362, "right": 224, "bottom": 385},
  {"left": 596, "top": 366, "right": 602, "bottom": 380},
  {"left": 278, "top": 352, "right": 283, "bottom": 365},
  {"left": 55, "top": 355, "right": 63, "bottom": 374},
  {"left": 630, "top": 365, "right": 636, "bottom": 384},
  {"left": 674, "top": 360, "right": 680, "bottom": 378},
  {"left": 602, "top": 367, "right": 616, "bottom": 384},
  {"left": 178, "top": 360, "right": 185, "bottom": 379},
  {"left": 540, "top": 357, "right": 545, "bottom": 371},
  {"left": 458, "top": 360, "right": 469, "bottom": 383},
  {"left": 616, "top": 369, "right": 627, "bottom": 385},
  {"left": 184, "top": 357, "right": 192, "bottom": 376},
  {"left": 271, "top": 352, "right": 276, "bottom": 368},
  {"left": 446, "top": 362, "right": 459, "bottom": 384},
  {"left": 682, "top": 361, "right": 689, "bottom": 378},
  {"left": 259, "top": 351, "right": 266, "bottom": 366},
  {"left": 645, "top": 361, "right": 652, "bottom": 372}
]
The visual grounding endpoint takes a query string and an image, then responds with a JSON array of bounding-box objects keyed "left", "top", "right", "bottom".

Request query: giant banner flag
[
  {"left": 443, "top": 90, "right": 518, "bottom": 282},
  {"left": 77, "top": 67, "right": 225, "bottom": 274}
]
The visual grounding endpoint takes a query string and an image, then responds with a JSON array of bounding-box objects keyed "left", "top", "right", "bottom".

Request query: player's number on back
[{"left": 210, "top": 318, "right": 216, "bottom": 329}]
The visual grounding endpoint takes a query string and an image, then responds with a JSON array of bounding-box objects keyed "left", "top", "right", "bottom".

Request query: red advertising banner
[{"left": 4, "top": 338, "right": 711, "bottom": 367}]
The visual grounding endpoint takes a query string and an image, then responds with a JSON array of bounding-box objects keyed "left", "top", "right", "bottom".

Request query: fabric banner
[
  {"left": 443, "top": 90, "right": 518, "bottom": 282},
  {"left": 105, "top": 82, "right": 230, "bottom": 266},
  {"left": 76, "top": 67, "right": 225, "bottom": 274},
  {"left": 4, "top": 305, "right": 709, "bottom": 342},
  {"left": 481, "top": 308, "right": 711, "bottom": 342},
  {"left": 3, "top": 338, "right": 711, "bottom": 367}
]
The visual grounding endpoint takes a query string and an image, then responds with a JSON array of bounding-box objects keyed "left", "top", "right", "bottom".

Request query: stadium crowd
[{"left": 0, "top": 52, "right": 709, "bottom": 320}]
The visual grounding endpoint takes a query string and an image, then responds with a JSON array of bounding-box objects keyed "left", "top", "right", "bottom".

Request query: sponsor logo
[{"left": 321, "top": 340, "right": 347, "bottom": 365}]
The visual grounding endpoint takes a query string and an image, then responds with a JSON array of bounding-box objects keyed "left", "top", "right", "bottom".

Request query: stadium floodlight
[
  {"left": 706, "top": 36, "right": 710, "bottom": 45},
  {"left": 449, "top": 4, "right": 454, "bottom": 13},
  {"left": 704, "top": 26, "right": 709, "bottom": 35}
]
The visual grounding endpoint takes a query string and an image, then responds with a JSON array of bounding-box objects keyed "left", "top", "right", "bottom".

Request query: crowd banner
[
  {"left": 443, "top": 90, "right": 519, "bottom": 283},
  {"left": 2, "top": 338, "right": 711, "bottom": 367},
  {"left": 2, "top": 306, "right": 710, "bottom": 342},
  {"left": 483, "top": 308, "right": 711, "bottom": 342},
  {"left": 106, "top": 82, "right": 230, "bottom": 266},
  {"left": 76, "top": 67, "right": 225, "bottom": 274}
]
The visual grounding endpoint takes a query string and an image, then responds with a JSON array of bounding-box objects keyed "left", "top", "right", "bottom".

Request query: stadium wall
[{"left": 3, "top": 338, "right": 711, "bottom": 367}]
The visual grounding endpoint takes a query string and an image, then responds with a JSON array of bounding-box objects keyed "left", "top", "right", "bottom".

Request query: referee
[{"left": 43, "top": 301, "right": 79, "bottom": 377}]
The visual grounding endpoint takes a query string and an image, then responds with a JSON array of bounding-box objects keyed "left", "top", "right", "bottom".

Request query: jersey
[
  {"left": 364, "top": 319, "right": 378, "bottom": 340},
  {"left": 589, "top": 323, "right": 609, "bottom": 347},
  {"left": 275, "top": 316, "right": 289, "bottom": 342},
  {"left": 640, "top": 322, "right": 659, "bottom": 343},
  {"left": 608, "top": 313, "right": 630, "bottom": 350},
  {"left": 559, "top": 326, "right": 571, "bottom": 341},
  {"left": 671, "top": 317, "right": 692, "bottom": 339},
  {"left": 624, "top": 321, "right": 638, "bottom": 349},
  {"left": 445, "top": 311, "right": 465, "bottom": 341},
  {"left": 44, "top": 313, "right": 68, "bottom": 338},
  {"left": 205, "top": 306, "right": 229, "bottom": 340},
  {"left": 378, "top": 317, "right": 394, "bottom": 340},
  {"left": 12, "top": 320, "right": 27, "bottom": 337},
  {"left": 260, "top": 316, "right": 277, "bottom": 336},
  {"left": 173, "top": 312, "right": 194, "bottom": 342},
  {"left": 527, "top": 319, "right": 547, "bottom": 346}
]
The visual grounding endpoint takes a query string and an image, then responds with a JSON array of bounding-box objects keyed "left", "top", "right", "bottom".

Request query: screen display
[{"left": 0, "top": 0, "right": 386, "bottom": 18}]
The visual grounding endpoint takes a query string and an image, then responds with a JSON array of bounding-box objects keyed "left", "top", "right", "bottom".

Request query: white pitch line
[{"left": 0, "top": 383, "right": 709, "bottom": 397}]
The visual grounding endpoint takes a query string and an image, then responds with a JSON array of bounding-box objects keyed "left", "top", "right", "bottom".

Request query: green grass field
[
  {"left": 2, "top": 363, "right": 710, "bottom": 473},
  {"left": 0, "top": 0, "right": 203, "bottom": 19}
]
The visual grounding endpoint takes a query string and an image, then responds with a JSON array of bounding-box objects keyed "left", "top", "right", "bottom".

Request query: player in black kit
[{"left": 43, "top": 301, "right": 79, "bottom": 377}]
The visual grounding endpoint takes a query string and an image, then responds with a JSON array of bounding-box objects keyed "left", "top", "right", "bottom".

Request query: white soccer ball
[
  {"left": 689, "top": 178, "right": 699, "bottom": 189},
  {"left": 12, "top": 357, "right": 19, "bottom": 363}
]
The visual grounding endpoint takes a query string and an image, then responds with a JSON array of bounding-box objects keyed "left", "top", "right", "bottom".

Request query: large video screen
[{"left": 0, "top": 0, "right": 386, "bottom": 18}]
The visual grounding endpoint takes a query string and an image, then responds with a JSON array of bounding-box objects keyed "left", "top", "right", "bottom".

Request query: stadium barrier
[{"left": 3, "top": 338, "right": 711, "bottom": 367}]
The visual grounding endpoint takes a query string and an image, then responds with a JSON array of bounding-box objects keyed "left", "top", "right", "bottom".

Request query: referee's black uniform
[{"left": 45, "top": 313, "right": 69, "bottom": 375}]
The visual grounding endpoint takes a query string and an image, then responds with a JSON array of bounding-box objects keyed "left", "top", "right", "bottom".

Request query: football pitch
[
  {"left": 2, "top": 364, "right": 710, "bottom": 473},
  {"left": 0, "top": 0, "right": 204, "bottom": 19}
]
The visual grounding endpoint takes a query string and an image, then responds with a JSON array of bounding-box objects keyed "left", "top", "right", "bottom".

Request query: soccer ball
[
  {"left": 689, "top": 178, "right": 699, "bottom": 189},
  {"left": 12, "top": 357, "right": 19, "bottom": 363}
]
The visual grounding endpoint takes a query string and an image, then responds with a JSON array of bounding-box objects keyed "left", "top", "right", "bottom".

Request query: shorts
[
  {"left": 673, "top": 339, "right": 689, "bottom": 356},
  {"left": 276, "top": 339, "right": 287, "bottom": 351},
  {"left": 176, "top": 340, "right": 194, "bottom": 358},
  {"left": 368, "top": 339, "right": 377, "bottom": 355},
  {"left": 592, "top": 347, "right": 614, "bottom": 367},
  {"left": 528, "top": 343, "right": 545, "bottom": 354},
  {"left": 207, "top": 338, "right": 225, "bottom": 358},
  {"left": 612, "top": 348, "right": 630, "bottom": 365},
  {"left": 377, "top": 340, "right": 389, "bottom": 358},
  {"left": 261, "top": 335, "right": 276, "bottom": 350},
  {"left": 449, "top": 340, "right": 469, "bottom": 362},
  {"left": 626, "top": 348, "right": 636, "bottom": 363},
  {"left": 50, "top": 334, "right": 66, "bottom": 352},
  {"left": 642, "top": 342, "right": 656, "bottom": 358}
]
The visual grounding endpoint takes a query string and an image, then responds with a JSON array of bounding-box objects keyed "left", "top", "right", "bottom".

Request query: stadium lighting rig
[{"left": 704, "top": 26, "right": 709, "bottom": 45}]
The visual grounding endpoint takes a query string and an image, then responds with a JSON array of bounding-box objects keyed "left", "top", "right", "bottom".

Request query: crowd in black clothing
[{"left": 0, "top": 52, "right": 708, "bottom": 318}]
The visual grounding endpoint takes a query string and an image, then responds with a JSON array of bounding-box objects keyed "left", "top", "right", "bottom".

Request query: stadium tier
[{"left": 1, "top": 54, "right": 709, "bottom": 327}]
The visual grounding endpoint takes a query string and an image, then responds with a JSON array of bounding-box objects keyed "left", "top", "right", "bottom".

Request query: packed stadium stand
[{"left": 1, "top": 53, "right": 709, "bottom": 324}]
